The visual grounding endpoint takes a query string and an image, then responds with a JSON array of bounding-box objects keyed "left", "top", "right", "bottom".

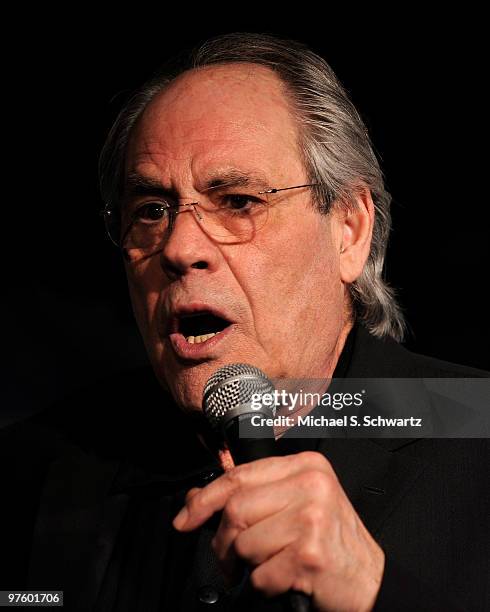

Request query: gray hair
[{"left": 99, "top": 32, "right": 405, "bottom": 341}]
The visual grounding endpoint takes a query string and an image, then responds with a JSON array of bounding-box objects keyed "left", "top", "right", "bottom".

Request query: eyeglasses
[{"left": 102, "top": 182, "right": 325, "bottom": 251}]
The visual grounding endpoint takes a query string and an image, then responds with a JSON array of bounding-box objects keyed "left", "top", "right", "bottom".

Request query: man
[{"left": 1, "top": 33, "right": 488, "bottom": 611}]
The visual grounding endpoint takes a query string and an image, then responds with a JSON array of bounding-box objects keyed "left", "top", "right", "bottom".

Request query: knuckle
[
  {"left": 296, "top": 540, "right": 323, "bottom": 571},
  {"left": 185, "top": 487, "right": 202, "bottom": 503},
  {"left": 250, "top": 559, "right": 294, "bottom": 597},
  {"left": 297, "top": 450, "right": 330, "bottom": 471},
  {"left": 233, "top": 531, "right": 249, "bottom": 558},
  {"left": 250, "top": 568, "right": 268, "bottom": 592},
  {"left": 186, "top": 492, "right": 203, "bottom": 515},
  {"left": 226, "top": 465, "right": 247, "bottom": 488},
  {"left": 300, "top": 469, "right": 333, "bottom": 498},
  {"left": 299, "top": 502, "right": 326, "bottom": 529},
  {"left": 223, "top": 496, "right": 244, "bottom": 527}
]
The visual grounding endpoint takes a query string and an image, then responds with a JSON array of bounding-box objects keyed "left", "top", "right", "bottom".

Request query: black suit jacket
[{"left": 1, "top": 325, "right": 488, "bottom": 611}]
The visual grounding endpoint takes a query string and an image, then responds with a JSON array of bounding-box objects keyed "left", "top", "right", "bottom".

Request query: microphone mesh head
[{"left": 203, "top": 363, "right": 275, "bottom": 430}]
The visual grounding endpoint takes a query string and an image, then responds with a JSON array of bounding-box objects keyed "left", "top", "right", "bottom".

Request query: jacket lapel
[
  {"left": 320, "top": 324, "right": 433, "bottom": 535},
  {"left": 318, "top": 437, "right": 429, "bottom": 537}
]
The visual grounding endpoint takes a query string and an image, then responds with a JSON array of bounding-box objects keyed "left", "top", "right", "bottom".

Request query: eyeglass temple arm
[{"left": 258, "top": 183, "right": 321, "bottom": 194}]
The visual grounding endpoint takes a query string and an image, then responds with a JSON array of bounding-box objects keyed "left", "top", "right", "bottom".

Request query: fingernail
[{"left": 173, "top": 506, "right": 189, "bottom": 530}]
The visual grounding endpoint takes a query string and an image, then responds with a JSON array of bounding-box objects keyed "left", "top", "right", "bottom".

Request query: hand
[{"left": 173, "top": 451, "right": 385, "bottom": 611}]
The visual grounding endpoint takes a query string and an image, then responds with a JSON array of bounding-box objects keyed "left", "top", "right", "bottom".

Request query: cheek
[
  {"left": 288, "top": 239, "right": 340, "bottom": 325},
  {"left": 231, "top": 215, "right": 339, "bottom": 332},
  {"left": 274, "top": 214, "right": 337, "bottom": 290}
]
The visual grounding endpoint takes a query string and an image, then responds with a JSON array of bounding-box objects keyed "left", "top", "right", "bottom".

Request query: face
[{"left": 123, "top": 63, "right": 349, "bottom": 412}]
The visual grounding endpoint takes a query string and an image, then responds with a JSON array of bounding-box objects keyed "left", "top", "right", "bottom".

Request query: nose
[{"left": 159, "top": 203, "right": 218, "bottom": 280}]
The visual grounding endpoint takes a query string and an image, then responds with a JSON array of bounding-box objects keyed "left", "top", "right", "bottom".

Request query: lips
[{"left": 164, "top": 304, "right": 235, "bottom": 360}]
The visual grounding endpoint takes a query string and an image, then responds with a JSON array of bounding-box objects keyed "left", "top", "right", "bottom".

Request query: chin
[
  {"left": 162, "top": 362, "right": 215, "bottom": 412},
  {"left": 152, "top": 341, "right": 279, "bottom": 410}
]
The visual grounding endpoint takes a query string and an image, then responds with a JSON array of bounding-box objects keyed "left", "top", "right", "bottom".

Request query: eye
[
  {"left": 133, "top": 202, "right": 169, "bottom": 223},
  {"left": 221, "top": 194, "right": 263, "bottom": 214}
]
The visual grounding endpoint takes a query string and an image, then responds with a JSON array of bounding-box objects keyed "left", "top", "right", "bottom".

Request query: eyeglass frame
[{"left": 101, "top": 182, "right": 329, "bottom": 249}]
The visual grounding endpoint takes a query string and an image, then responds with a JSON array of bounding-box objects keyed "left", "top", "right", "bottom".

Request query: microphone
[{"left": 203, "top": 363, "right": 311, "bottom": 612}]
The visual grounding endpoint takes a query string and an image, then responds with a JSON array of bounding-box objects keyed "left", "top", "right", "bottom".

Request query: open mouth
[{"left": 178, "top": 311, "right": 231, "bottom": 344}]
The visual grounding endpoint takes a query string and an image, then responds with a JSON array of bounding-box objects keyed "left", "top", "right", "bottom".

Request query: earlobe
[{"left": 339, "top": 189, "right": 374, "bottom": 284}]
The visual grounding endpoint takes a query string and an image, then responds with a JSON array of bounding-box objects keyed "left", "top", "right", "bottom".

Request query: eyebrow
[
  {"left": 123, "top": 173, "right": 171, "bottom": 199},
  {"left": 202, "top": 169, "right": 270, "bottom": 191},
  {"left": 123, "top": 169, "right": 270, "bottom": 199}
]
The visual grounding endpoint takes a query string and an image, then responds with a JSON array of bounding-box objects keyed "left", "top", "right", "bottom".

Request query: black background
[{"left": 5, "top": 13, "right": 489, "bottom": 425}]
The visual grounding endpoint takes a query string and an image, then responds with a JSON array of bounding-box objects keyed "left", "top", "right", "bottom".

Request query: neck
[{"left": 274, "top": 318, "right": 354, "bottom": 438}]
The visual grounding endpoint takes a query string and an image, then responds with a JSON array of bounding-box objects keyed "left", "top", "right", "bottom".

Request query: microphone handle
[
  {"left": 285, "top": 590, "right": 311, "bottom": 612},
  {"left": 222, "top": 415, "right": 311, "bottom": 612}
]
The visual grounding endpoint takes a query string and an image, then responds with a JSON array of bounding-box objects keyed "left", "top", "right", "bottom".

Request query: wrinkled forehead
[
  {"left": 125, "top": 63, "right": 304, "bottom": 184},
  {"left": 137, "top": 63, "right": 296, "bottom": 137}
]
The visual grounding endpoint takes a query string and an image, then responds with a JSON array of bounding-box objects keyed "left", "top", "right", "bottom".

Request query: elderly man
[{"left": 1, "top": 33, "right": 488, "bottom": 611}]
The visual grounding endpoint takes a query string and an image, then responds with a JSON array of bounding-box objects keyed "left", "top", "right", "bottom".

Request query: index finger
[{"left": 173, "top": 450, "right": 331, "bottom": 531}]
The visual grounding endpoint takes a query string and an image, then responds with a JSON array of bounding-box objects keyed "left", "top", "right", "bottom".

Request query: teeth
[{"left": 185, "top": 332, "right": 219, "bottom": 344}]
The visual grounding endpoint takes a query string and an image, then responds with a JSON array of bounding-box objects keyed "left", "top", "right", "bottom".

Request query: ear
[{"left": 338, "top": 188, "right": 375, "bottom": 284}]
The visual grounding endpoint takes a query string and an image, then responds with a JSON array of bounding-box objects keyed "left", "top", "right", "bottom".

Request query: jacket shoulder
[{"left": 350, "top": 325, "right": 489, "bottom": 378}]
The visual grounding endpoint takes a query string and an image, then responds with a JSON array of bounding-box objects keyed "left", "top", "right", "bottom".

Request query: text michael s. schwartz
[{"left": 250, "top": 415, "right": 424, "bottom": 428}]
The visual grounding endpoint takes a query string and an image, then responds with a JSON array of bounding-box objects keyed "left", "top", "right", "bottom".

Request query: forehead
[{"left": 126, "top": 63, "right": 303, "bottom": 183}]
